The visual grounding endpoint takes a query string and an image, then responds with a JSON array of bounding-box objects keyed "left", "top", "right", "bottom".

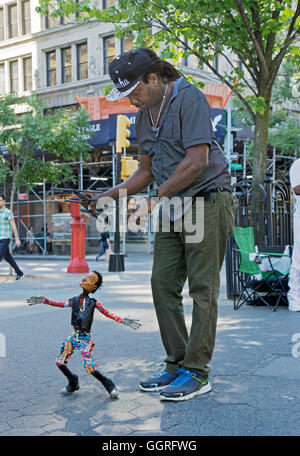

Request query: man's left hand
[{"left": 127, "top": 197, "right": 157, "bottom": 233}]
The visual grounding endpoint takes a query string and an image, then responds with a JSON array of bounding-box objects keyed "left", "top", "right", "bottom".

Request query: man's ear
[{"left": 148, "top": 72, "right": 159, "bottom": 85}]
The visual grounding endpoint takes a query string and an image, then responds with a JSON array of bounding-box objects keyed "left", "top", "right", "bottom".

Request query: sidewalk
[{"left": 1, "top": 254, "right": 300, "bottom": 436}]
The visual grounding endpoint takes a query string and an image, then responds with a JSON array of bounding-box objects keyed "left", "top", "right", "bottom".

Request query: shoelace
[
  {"left": 152, "top": 369, "right": 169, "bottom": 379},
  {"left": 167, "top": 369, "right": 192, "bottom": 387}
]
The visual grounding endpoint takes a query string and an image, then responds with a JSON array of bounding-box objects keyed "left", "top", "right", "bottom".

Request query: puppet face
[{"left": 80, "top": 272, "right": 99, "bottom": 293}]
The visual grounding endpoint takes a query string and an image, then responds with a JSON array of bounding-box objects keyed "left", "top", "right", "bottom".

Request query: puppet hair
[{"left": 92, "top": 270, "right": 103, "bottom": 292}]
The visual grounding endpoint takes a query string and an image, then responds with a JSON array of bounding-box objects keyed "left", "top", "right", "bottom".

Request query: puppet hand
[
  {"left": 27, "top": 296, "right": 45, "bottom": 306},
  {"left": 122, "top": 317, "right": 141, "bottom": 331}
]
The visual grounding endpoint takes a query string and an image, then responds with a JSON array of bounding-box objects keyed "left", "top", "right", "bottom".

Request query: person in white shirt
[{"left": 288, "top": 158, "right": 300, "bottom": 311}]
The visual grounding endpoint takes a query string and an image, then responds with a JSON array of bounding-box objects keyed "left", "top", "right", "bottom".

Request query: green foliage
[
  {"left": 36, "top": 0, "right": 300, "bottom": 182},
  {"left": 233, "top": 60, "right": 300, "bottom": 157},
  {"left": 0, "top": 94, "right": 93, "bottom": 193}
]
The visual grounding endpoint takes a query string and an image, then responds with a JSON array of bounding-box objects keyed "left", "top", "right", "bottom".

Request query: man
[
  {"left": 0, "top": 194, "right": 24, "bottom": 279},
  {"left": 288, "top": 158, "right": 300, "bottom": 311},
  {"left": 97, "top": 48, "right": 235, "bottom": 401}
]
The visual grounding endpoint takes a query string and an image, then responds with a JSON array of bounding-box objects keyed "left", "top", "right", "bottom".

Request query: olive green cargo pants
[{"left": 151, "top": 191, "right": 235, "bottom": 378}]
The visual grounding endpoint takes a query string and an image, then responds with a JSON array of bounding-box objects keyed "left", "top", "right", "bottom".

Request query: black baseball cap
[{"left": 106, "top": 49, "right": 152, "bottom": 101}]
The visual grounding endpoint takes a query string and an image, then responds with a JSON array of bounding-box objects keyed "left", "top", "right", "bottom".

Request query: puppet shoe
[
  {"left": 109, "top": 387, "right": 119, "bottom": 399},
  {"left": 60, "top": 375, "right": 79, "bottom": 394}
]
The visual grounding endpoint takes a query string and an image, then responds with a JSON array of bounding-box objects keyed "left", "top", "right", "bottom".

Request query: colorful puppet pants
[{"left": 56, "top": 331, "right": 98, "bottom": 374}]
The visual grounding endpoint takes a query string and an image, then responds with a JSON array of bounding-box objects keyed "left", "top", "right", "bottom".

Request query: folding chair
[{"left": 233, "top": 226, "right": 291, "bottom": 312}]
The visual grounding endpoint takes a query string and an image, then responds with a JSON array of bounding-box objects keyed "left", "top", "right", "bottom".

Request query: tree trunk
[
  {"left": 251, "top": 87, "right": 272, "bottom": 244},
  {"left": 252, "top": 89, "right": 272, "bottom": 186}
]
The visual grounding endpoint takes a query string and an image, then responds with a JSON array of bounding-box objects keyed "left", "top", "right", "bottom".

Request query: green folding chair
[{"left": 233, "top": 226, "right": 291, "bottom": 311}]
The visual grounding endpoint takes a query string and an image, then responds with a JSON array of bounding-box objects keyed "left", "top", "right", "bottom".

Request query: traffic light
[
  {"left": 116, "top": 115, "right": 131, "bottom": 153},
  {"left": 121, "top": 156, "right": 139, "bottom": 180}
]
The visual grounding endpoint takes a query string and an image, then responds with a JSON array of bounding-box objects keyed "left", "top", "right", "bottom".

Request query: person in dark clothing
[
  {"left": 0, "top": 194, "right": 24, "bottom": 279},
  {"left": 96, "top": 228, "right": 110, "bottom": 261},
  {"left": 27, "top": 270, "right": 141, "bottom": 399}
]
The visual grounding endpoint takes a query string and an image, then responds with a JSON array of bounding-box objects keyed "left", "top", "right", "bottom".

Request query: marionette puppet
[{"left": 27, "top": 270, "right": 141, "bottom": 399}]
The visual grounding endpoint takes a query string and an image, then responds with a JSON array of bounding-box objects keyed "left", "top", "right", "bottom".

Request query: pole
[{"left": 108, "top": 145, "right": 125, "bottom": 272}]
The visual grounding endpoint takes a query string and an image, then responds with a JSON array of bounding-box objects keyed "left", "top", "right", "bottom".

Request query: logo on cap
[{"left": 115, "top": 78, "right": 131, "bottom": 89}]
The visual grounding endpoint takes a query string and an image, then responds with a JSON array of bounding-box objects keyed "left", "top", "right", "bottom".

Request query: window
[
  {"left": 22, "top": 0, "right": 31, "bottom": 35},
  {"left": 213, "top": 54, "right": 219, "bottom": 72},
  {"left": 45, "top": 10, "right": 57, "bottom": 29},
  {"left": 46, "top": 51, "right": 56, "bottom": 86},
  {"left": 23, "top": 57, "right": 32, "bottom": 91},
  {"left": 0, "top": 64, "right": 5, "bottom": 94},
  {"left": 234, "top": 54, "right": 243, "bottom": 71},
  {"left": 10, "top": 61, "right": 19, "bottom": 93},
  {"left": 61, "top": 47, "right": 72, "bottom": 83},
  {"left": 77, "top": 42, "right": 88, "bottom": 80},
  {"left": 103, "top": 0, "right": 115, "bottom": 9},
  {"left": 8, "top": 3, "right": 18, "bottom": 39},
  {"left": 120, "top": 34, "right": 133, "bottom": 54},
  {"left": 191, "top": 55, "right": 203, "bottom": 71},
  {"left": 0, "top": 8, "right": 4, "bottom": 41},
  {"left": 103, "top": 36, "right": 115, "bottom": 74},
  {"left": 60, "top": 14, "right": 73, "bottom": 25}
]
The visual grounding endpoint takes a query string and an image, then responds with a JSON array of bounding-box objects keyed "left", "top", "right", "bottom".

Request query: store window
[
  {"left": 77, "top": 42, "right": 88, "bottom": 80},
  {"left": 61, "top": 47, "right": 72, "bottom": 84},
  {"left": 46, "top": 51, "right": 56, "bottom": 86},
  {"left": 103, "top": 36, "right": 115, "bottom": 74},
  {"left": 8, "top": 3, "right": 18, "bottom": 39},
  {"left": 10, "top": 60, "right": 19, "bottom": 93},
  {"left": 23, "top": 57, "right": 32, "bottom": 91},
  {"left": 22, "top": 0, "right": 31, "bottom": 35}
]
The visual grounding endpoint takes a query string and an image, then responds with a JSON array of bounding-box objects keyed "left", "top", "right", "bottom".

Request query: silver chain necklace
[{"left": 149, "top": 84, "right": 169, "bottom": 133}]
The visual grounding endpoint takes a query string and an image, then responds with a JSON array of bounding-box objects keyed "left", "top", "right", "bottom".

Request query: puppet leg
[
  {"left": 80, "top": 335, "right": 118, "bottom": 399},
  {"left": 56, "top": 335, "right": 79, "bottom": 394}
]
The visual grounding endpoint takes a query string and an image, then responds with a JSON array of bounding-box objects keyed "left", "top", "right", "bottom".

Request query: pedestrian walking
[
  {"left": 27, "top": 270, "right": 141, "bottom": 398},
  {"left": 0, "top": 194, "right": 24, "bottom": 280},
  {"left": 92, "top": 48, "right": 235, "bottom": 401},
  {"left": 288, "top": 158, "right": 300, "bottom": 311},
  {"left": 96, "top": 227, "right": 110, "bottom": 261}
]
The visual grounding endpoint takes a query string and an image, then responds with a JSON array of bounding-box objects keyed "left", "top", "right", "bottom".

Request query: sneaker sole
[
  {"left": 139, "top": 384, "right": 170, "bottom": 392},
  {"left": 159, "top": 382, "right": 212, "bottom": 401}
]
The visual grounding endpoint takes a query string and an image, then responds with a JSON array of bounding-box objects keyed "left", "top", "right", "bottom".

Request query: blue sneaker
[
  {"left": 139, "top": 369, "right": 178, "bottom": 392},
  {"left": 159, "top": 368, "right": 211, "bottom": 401}
]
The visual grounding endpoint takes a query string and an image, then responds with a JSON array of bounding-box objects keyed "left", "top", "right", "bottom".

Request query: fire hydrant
[{"left": 67, "top": 195, "right": 89, "bottom": 273}]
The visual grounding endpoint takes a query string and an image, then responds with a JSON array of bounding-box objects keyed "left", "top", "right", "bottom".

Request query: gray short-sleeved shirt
[{"left": 135, "top": 77, "right": 231, "bottom": 199}]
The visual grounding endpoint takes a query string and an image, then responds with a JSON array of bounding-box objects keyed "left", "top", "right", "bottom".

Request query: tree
[
  {"left": 233, "top": 60, "right": 300, "bottom": 158},
  {"left": 0, "top": 94, "right": 93, "bottom": 209},
  {"left": 37, "top": 0, "right": 300, "bottom": 185}
]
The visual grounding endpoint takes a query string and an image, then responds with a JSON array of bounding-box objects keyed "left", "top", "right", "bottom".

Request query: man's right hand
[{"left": 27, "top": 296, "right": 45, "bottom": 306}]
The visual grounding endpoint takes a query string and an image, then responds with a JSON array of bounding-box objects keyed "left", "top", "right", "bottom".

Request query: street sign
[
  {"left": 230, "top": 163, "right": 243, "bottom": 170},
  {"left": 230, "top": 153, "right": 239, "bottom": 161}
]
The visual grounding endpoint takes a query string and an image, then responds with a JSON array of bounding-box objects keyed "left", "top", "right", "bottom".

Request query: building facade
[{"left": 0, "top": 0, "right": 236, "bottom": 256}]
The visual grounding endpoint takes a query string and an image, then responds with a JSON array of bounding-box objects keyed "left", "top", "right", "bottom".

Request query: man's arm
[
  {"left": 9, "top": 218, "right": 21, "bottom": 247},
  {"left": 157, "top": 144, "right": 209, "bottom": 198},
  {"left": 293, "top": 185, "right": 300, "bottom": 195}
]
